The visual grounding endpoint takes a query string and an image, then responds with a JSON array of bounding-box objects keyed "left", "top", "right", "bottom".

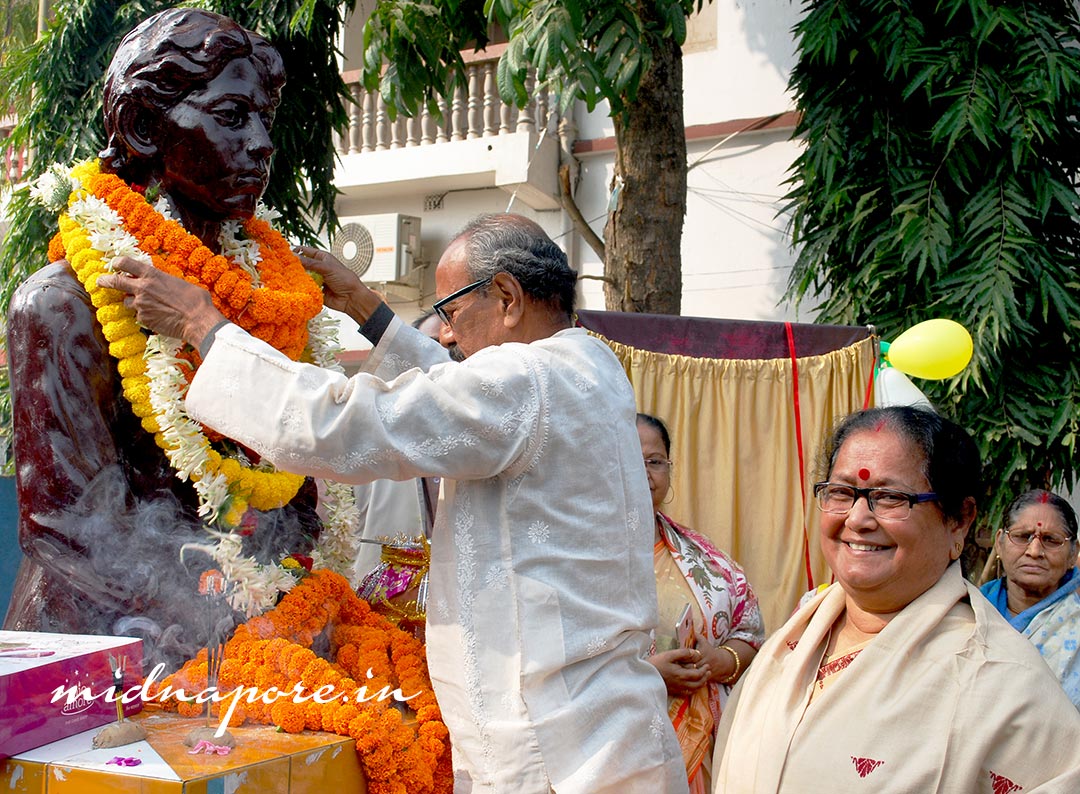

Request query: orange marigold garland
[
  {"left": 151, "top": 570, "right": 452, "bottom": 794},
  {"left": 31, "top": 159, "right": 361, "bottom": 618},
  {"left": 41, "top": 159, "right": 321, "bottom": 526}
]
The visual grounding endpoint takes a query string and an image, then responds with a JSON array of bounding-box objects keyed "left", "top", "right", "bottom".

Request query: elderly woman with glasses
[
  {"left": 711, "top": 406, "right": 1080, "bottom": 793},
  {"left": 636, "top": 413, "right": 764, "bottom": 794},
  {"left": 980, "top": 490, "right": 1080, "bottom": 708}
]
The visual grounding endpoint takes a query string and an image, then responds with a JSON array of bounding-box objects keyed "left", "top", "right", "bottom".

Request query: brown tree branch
[{"left": 559, "top": 164, "right": 606, "bottom": 262}]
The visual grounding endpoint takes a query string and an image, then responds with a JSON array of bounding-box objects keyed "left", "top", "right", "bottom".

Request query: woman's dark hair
[
  {"left": 459, "top": 214, "right": 578, "bottom": 318},
  {"left": 1004, "top": 490, "right": 1079, "bottom": 541},
  {"left": 636, "top": 413, "right": 671, "bottom": 456},
  {"left": 819, "top": 406, "right": 982, "bottom": 523},
  {"left": 101, "top": 8, "right": 285, "bottom": 180}
]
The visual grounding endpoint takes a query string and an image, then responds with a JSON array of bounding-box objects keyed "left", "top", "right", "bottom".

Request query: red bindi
[
  {"left": 1036, "top": 521, "right": 1043, "bottom": 527},
  {"left": 858, "top": 468, "right": 870, "bottom": 481}
]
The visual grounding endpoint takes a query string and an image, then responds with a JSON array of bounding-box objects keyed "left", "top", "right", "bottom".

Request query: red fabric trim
[
  {"left": 862, "top": 340, "right": 878, "bottom": 410},
  {"left": 786, "top": 322, "right": 814, "bottom": 591}
]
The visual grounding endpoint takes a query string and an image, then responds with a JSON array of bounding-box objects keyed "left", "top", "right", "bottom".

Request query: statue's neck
[
  {"left": 121, "top": 171, "right": 226, "bottom": 254},
  {"left": 173, "top": 204, "right": 224, "bottom": 255}
]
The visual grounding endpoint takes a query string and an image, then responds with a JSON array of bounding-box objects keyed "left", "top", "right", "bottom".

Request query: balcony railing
[
  {"left": 334, "top": 46, "right": 564, "bottom": 157},
  {"left": 2, "top": 121, "right": 28, "bottom": 184},
  {"left": 0, "top": 47, "right": 572, "bottom": 203}
]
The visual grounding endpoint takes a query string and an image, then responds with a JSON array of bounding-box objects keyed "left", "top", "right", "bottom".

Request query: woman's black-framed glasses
[
  {"left": 433, "top": 278, "right": 491, "bottom": 325},
  {"left": 813, "top": 482, "right": 938, "bottom": 520}
]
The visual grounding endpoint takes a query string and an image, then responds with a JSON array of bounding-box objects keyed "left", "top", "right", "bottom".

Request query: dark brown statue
[{"left": 2, "top": 8, "right": 320, "bottom": 672}]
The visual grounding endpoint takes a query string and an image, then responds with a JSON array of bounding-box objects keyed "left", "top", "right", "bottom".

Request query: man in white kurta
[{"left": 112, "top": 214, "right": 688, "bottom": 793}]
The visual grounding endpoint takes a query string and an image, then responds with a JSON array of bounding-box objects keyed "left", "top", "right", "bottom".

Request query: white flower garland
[{"left": 50, "top": 169, "right": 358, "bottom": 616}]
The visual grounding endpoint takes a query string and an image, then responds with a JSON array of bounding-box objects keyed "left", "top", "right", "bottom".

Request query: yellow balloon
[{"left": 885, "top": 319, "right": 973, "bottom": 380}]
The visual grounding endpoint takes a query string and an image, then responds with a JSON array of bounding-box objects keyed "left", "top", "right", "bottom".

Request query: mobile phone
[{"left": 675, "top": 603, "right": 695, "bottom": 649}]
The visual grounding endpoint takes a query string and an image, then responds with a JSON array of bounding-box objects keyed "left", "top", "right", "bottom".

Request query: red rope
[
  {"left": 785, "top": 322, "right": 814, "bottom": 591},
  {"left": 862, "top": 339, "right": 878, "bottom": 410}
]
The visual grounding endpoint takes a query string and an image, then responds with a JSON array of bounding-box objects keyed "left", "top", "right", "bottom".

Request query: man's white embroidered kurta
[{"left": 187, "top": 319, "right": 688, "bottom": 794}]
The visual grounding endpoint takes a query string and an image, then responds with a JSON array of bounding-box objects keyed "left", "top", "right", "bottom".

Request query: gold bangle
[{"left": 718, "top": 644, "right": 741, "bottom": 684}]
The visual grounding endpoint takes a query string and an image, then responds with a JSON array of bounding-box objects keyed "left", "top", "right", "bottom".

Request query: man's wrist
[
  {"left": 187, "top": 307, "right": 229, "bottom": 356},
  {"left": 343, "top": 285, "right": 385, "bottom": 327},
  {"left": 197, "top": 318, "right": 232, "bottom": 358},
  {"left": 359, "top": 302, "right": 394, "bottom": 346}
]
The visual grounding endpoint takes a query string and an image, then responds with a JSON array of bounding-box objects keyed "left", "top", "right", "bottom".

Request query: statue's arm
[{"left": 7, "top": 264, "right": 152, "bottom": 597}]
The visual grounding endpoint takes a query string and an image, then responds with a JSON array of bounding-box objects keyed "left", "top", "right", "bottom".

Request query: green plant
[{"left": 786, "top": 1, "right": 1080, "bottom": 532}]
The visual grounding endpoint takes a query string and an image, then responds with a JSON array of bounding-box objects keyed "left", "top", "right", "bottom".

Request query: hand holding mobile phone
[{"left": 675, "top": 603, "right": 695, "bottom": 650}]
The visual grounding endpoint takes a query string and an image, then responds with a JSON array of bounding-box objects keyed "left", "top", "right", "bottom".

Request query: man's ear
[
  {"left": 491, "top": 272, "right": 525, "bottom": 329},
  {"left": 115, "top": 101, "right": 160, "bottom": 159}
]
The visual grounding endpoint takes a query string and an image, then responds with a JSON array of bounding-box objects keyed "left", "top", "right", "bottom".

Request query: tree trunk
[{"left": 602, "top": 30, "right": 685, "bottom": 314}]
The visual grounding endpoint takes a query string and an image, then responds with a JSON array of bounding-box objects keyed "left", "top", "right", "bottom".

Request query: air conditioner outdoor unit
[{"left": 331, "top": 213, "right": 421, "bottom": 283}]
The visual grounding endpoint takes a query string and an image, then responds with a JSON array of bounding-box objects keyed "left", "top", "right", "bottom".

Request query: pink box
[{"left": 0, "top": 630, "right": 143, "bottom": 759}]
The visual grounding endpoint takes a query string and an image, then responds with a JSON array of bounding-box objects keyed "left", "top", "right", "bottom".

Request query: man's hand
[
  {"left": 294, "top": 246, "right": 383, "bottom": 324},
  {"left": 96, "top": 257, "right": 226, "bottom": 349}
]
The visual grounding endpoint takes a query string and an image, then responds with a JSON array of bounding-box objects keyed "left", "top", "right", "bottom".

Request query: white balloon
[{"left": 875, "top": 366, "right": 935, "bottom": 410}]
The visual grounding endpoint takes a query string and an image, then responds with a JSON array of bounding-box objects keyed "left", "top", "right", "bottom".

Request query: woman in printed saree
[
  {"left": 637, "top": 413, "right": 764, "bottom": 794},
  {"left": 712, "top": 406, "right": 1080, "bottom": 793},
  {"left": 980, "top": 490, "right": 1080, "bottom": 708}
]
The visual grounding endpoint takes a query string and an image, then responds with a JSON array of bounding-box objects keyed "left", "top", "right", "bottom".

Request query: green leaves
[
  {"left": 361, "top": 0, "right": 689, "bottom": 119},
  {"left": 1, "top": 0, "right": 357, "bottom": 246},
  {"left": 786, "top": 0, "right": 1080, "bottom": 530}
]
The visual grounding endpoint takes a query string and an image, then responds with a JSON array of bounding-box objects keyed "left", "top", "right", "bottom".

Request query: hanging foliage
[
  {"left": 361, "top": 0, "right": 708, "bottom": 315},
  {"left": 786, "top": 1, "right": 1080, "bottom": 531}
]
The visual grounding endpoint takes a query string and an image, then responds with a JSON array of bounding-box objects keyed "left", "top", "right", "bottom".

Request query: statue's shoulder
[
  {"left": 11, "top": 261, "right": 88, "bottom": 314},
  {"left": 8, "top": 261, "right": 97, "bottom": 347}
]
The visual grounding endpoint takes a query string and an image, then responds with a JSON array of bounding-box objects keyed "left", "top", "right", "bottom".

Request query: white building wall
[
  {"left": 331, "top": 0, "right": 815, "bottom": 338},
  {"left": 569, "top": 0, "right": 812, "bottom": 322}
]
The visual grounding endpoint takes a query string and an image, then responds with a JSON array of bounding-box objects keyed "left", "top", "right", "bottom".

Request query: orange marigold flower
[
  {"left": 319, "top": 700, "right": 343, "bottom": 733},
  {"left": 126, "top": 568, "right": 443, "bottom": 791},
  {"left": 218, "top": 658, "right": 242, "bottom": 690},
  {"left": 177, "top": 699, "right": 203, "bottom": 718},
  {"left": 301, "top": 657, "right": 331, "bottom": 683},
  {"left": 303, "top": 700, "right": 325, "bottom": 731},
  {"left": 270, "top": 700, "right": 306, "bottom": 734},
  {"left": 48, "top": 232, "right": 66, "bottom": 262},
  {"left": 263, "top": 637, "right": 292, "bottom": 665},
  {"left": 418, "top": 720, "right": 449, "bottom": 742},
  {"left": 335, "top": 644, "right": 360, "bottom": 677},
  {"left": 287, "top": 647, "right": 317, "bottom": 680},
  {"left": 332, "top": 704, "right": 361, "bottom": 735},
  {"left": 415, "top": 705, "right": 443, "bottom": 724}
]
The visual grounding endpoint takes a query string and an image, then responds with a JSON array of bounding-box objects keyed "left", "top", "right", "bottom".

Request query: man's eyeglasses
[
  {"left": 644, "top": 458, "right": 672, "bottom": 473},
  {"left": 432, "top": 278, "right": 491, "bottom": 326},
  {"left": 813, "top": 482, "right": 938, "bottom": 521},
  {"left": 1002, "top": 528, "right": 1075, "bottom": 550}
]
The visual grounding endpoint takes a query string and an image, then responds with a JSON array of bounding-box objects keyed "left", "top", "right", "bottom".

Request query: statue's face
[{"left": 157, "top": 57, "right": 276, "bottom": 222}]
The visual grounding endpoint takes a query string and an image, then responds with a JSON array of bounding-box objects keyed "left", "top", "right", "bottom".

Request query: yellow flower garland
[{"left": 54, "top": 160, "right": 317, "bottom": 526}]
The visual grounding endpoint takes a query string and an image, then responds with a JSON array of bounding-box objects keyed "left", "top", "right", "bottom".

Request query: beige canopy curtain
[{"left": 576, "top": 311, "right": 875, "bottom": 634}]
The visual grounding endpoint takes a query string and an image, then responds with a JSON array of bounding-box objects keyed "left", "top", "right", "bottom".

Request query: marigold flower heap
[
  {"left": 153, "top": 570, "right": 453, "bottom": 794},
  {"left": 46, "top": 159, "right": 322, "bottom": 527}
]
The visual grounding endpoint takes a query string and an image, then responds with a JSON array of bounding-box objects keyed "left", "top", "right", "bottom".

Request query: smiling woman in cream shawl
[{"left": 713, "top": 407, "right": 1080, "bottom": 794}]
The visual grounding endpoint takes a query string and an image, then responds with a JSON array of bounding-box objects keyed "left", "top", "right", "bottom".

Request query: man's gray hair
[{"left": 459, "top": 214, "right": 578, "bottom": 317}]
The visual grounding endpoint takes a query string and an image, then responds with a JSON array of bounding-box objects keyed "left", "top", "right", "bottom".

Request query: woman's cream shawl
[{"left": 713, "top": 564, "right": 1080, "bottom": 793}]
